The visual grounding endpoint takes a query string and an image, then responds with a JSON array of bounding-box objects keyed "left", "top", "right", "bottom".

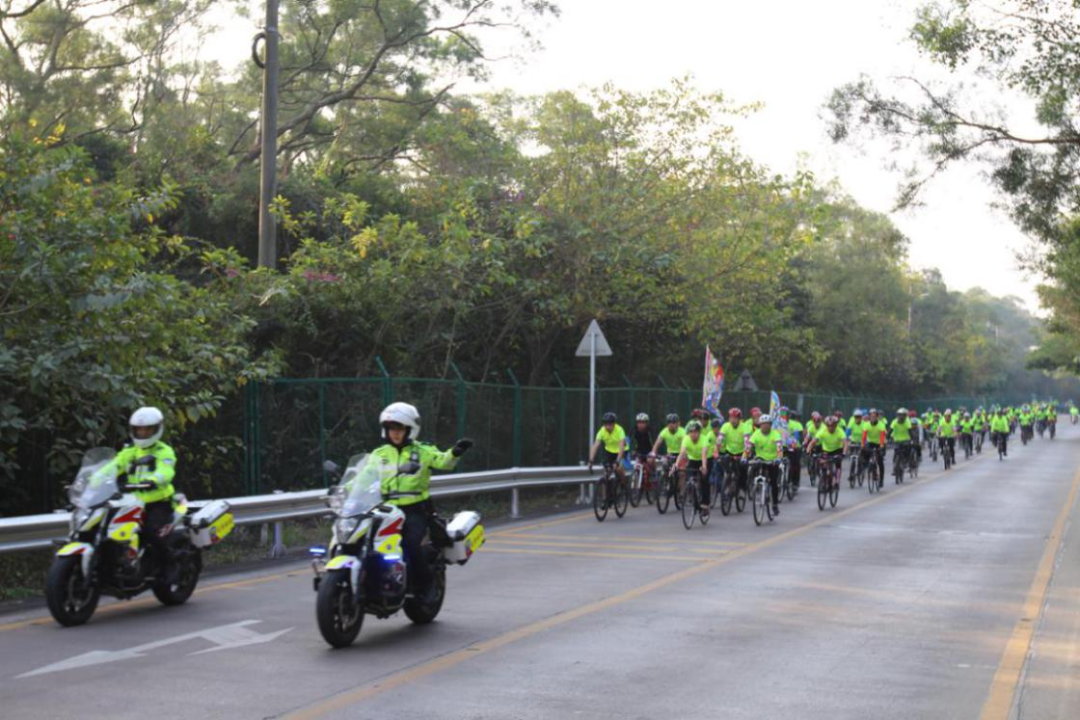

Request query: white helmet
[
  {"left": 379, "top": 402, "right": 421, "bottom": 442},
  {"left": 636, "top": 413, "right": 649, "bottom": 423},
  {"left": 759, "top": 414, "right": 773, "bottom": 425},
  {"left": 129, "top": 406, "right": 164, "bottom": 449}
]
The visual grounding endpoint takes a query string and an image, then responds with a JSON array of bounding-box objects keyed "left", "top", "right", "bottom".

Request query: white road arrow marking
[{"left": 18, "top": 620, "right": 293, "bottom": 679}]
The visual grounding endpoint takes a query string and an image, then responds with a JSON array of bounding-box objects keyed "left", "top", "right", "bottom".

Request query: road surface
[{"left": 2, "top": 429, "right": 1080, "bottom": 720}]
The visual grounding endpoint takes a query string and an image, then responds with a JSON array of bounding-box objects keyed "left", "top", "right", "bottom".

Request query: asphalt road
[{"left": 3, "top": 428, "right": 1080, "bottom": 720}]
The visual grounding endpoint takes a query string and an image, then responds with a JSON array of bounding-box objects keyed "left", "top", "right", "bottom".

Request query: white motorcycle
[
  {"left": 312, "top": 454, "right": 485, "bottom": 647},
  {"left": 46, "top": 448, "right": 235, "bottom": 626}
]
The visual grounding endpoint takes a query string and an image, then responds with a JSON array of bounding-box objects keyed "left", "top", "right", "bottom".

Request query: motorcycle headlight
[{"left": 335, "top": 517, "right": 360, "bottom": 541}]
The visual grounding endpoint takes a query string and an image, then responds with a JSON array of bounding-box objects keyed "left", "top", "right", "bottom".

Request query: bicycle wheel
[
  {"left": 867, "top": 465, "right": 878, "bottom": 494},
  {"left": 893, "top": 456, "right": 903, "bottom": 485},
  {"left": 656, "top": 475, "right": 671, "bottom": 514},
  {"left": 752, "top": 479, "right": 766, "bottom": 526},
  {"left": 765, "top": 484, "right": 774, "bottom": 521},
  {"left": 735, "top": 481, "right": 747, "bottom": 513},
  {"left": 681, "top": 480, "right": 697, "bottom": 530},
  {"left": 629, "top": 465, "right": 643, "bottom": 508},
  {"left": 829, "top": 468, "right": 840, "bottom": 507},
  {"left": 673, "top": 478, "right": 683, "bottom": 511},
  {"left": 817, "top": 473, "right": 827, "bottom": 510},
  {"left": 593, "top": 478, "right": 609, "bottom": 522},
  {"left": 709, "top": 467, "right": 722, "bottom": 509},
  {"left": 614, "top": 479, "right": 629, "bottom": 518},
  {"left": 720, "top": 473, "right": 734, "bottom": 516}
]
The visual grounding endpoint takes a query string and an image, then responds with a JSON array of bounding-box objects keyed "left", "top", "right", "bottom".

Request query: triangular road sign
[{"left": 575, "top": 319, "right": 613, "bottom": 357}]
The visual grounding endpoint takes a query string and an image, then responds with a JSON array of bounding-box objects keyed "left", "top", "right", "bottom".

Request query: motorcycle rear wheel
[
  {"left": 404, "top": 564, "right": 446, "bottom": 625},
  {"left": 153, "top": 550, "right": 202, "bottom": 606},
  {"left": 46, "top": 556, "right": 100, "bottom": 627}
]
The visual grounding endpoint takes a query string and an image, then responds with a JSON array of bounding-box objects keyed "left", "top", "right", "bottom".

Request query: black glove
[{"left": 452, "top": 438, "right": 474, "bottom": 457}]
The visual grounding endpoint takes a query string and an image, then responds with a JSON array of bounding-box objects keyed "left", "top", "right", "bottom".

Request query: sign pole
[{"left": 589, "top": 332, "right": 596, "bottom": 449}]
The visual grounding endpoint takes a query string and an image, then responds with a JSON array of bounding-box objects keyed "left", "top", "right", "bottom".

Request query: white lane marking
[{"left": 17, "top": 620, "right": 292, "bottom": 678}]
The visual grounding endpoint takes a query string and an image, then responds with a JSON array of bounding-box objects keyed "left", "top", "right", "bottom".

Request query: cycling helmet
[
  {"left": 750, "top": 407, "right": 762, "bottom": 417},
  {"left": 759, "top": 414, "right": 773, "bottom": 425},
  {"left": 728, "top": 408, "right": 742, "bottom": 419},
  {"left": 834, "top": 410, "right": 844, "bottom": 419},
  {"left": 825, "top": 414, "right": 839, "bottom": 426},
  {"left": 686, "top": 420, "right": 703, "bottom": 432},
  {"left": 811, "top": 411, "right": 822, "bottom": 421},
  {"left": 129, "top": 406, "right": 165, "bottom": 449},
  {"left": 944, "top": 408, "right": 953, "bottom": 415},
  {"left": 380, "top": 402, "right": 421, "bottom": 441},
  {"left": 635, "top": 413, "right": 649, "bottom": 423},
  {"left": 602, "top": 411, "right": 617, "bottom": 424},
  {"left": 711, "top": 418, "right": 721, "bottom": 429},
  {"left": 853, "top": 408, "right": 864, "bottom": 417},
  {"left": 897, "top": 407, "right": 907, "bottom": 415},
  {"left": 665, "top": 413, "right": 680, "bottom": 424},
  {"left": 908, "top": 409, "right": 917, "bottom": 417},
  {"left": 868, "top": 408, "right": 880, "bottom": 416}
]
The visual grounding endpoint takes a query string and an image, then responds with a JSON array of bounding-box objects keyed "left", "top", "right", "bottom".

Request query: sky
[
  {"left": 469, "top": 0, "right": 1042, "bottom": 308},
  {"left": 211, "top": 0, "right": 1041, "bottom": 308}
]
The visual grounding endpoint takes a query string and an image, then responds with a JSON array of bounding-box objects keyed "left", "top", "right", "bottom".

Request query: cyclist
[
  {"left": 1018, "top": 406, "right": 1034, "bottom": 444},
  {"left": 959, "top": 412, "right": 975, "bottom": 457},
  {"left": 1070, "top": 404, "right": 1079, "bottom": 424},
  {"left": 744, "top": 414, "right": 784, "bottom": 516},
  {"left": 749, "top": 406, "right": 763, "bottom": 430},
  {"left": 908, "top": 409, "right": 923, "bottom": 463},
  {"left": 717, "top": 408, "right": 751, "bottom": 496},
  {"left": 588, "top": 412, "right": 628, "bottom": 486},
  {"left": 676, "top": 420, "right": 710, "bottom": 515},
  {"left": 632, "top": 413, "right": 655, "bottom": 461},
  {"left": 938, "top": 409, "right": 958, "bottom": 466},
  {"left": 973, "top": 409, "right": 987, "bottom": 451},
  {"left": 846, "top": 409, "right": 864, "bottom": 438},
  {"left": 804, "top": 411, "right": 825, "bottom": 448},
  {"left": 860, "top": 409, "right": 888, "bottom": 483},
  {"left": 1047, "top": 405, "right": 1058, "bottom": 438},
  {"left": 806, "top": 414, "right": 849, "bottom": 490},
  {"left": 990, "top": 409, "right": 1009, "bottom": 456},
  {"left": 781, "top": 407, "right": 804, "bottom": 490},
  {"left": 651, "top": 413, "right": 685, "bottom": 488},
  {"left": 890, "top": 408, "right": 914, "bottom": 475}
]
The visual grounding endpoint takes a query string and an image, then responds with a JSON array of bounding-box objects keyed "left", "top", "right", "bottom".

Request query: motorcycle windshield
[
  {"left": 335, "top": 454, "right": 383, "bottom": 518},
  {"left": 70, "top": 448, "right": 118, "bottom": 509}
]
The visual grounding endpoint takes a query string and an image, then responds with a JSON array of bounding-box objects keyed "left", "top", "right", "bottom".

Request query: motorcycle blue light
[
  {"left": 383, "top": 554, "right": 401, "bottom": 562},
  {"left": 309, "top": 546, "right": 327, "bottom": 556}
]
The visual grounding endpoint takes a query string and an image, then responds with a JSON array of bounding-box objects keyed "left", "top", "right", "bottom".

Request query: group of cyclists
[{"left": 587, "top": 399, "right": 1074, "bottom": 527}]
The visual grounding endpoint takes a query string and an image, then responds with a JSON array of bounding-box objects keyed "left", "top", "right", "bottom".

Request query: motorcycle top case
[
  {"left": 442, "top": 511, "right": 485, "bottom": 565},
  {"left": 189, "top": 500, "right": 235, "bottom": 548}
]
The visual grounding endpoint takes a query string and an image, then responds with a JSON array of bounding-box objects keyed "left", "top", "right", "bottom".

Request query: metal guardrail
[{"left": 0, "top": 466, "right": 601, "bottom": 555}]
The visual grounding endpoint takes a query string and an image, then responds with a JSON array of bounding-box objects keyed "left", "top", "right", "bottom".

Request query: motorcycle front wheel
[
  {"left": 316, "top": 569, "right": 364, "bottom": 648},
  {"left": 46, "top": 556, "right": 100, "bottom": 627}
]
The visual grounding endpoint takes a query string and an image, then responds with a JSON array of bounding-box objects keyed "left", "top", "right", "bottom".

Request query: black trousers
[
  {"left": 786, "top": 447, "right": 802, "bottom": 486},
  {"left": 750, "top": 462, "right": 780, "bottom": 507},
  {"left": 402, "top": 502, "right": 435, "bottom": 593},
  {"left": 860, "top": 446, "right": 885, "bottom": 479}
]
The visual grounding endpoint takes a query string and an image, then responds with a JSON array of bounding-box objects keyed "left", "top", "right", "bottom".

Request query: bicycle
[
  {"left": 993, "top": 431, "right": 1006, "bottom": 461},
  {"left": 780, "top": 457, "right": 796, "bottom": 502},
  {"left": 942, "top": 437, "right": 956, "bottom": 470},
  {"left": 749, "top": 460, "right": 777, "bottom": 526},
  {"left": 708, "top": 458, "right": 724, "bottom": 509},
  {"left": 592, "top": 462, "right": 628, "bottom": 521},
  {"left": 655, "top": 458, "right": 682, "bottom": 515},
  {"left": 892, "top": 443, "right": 912, "bottom": 485},
  {"left": 816, "top": 453, "right": 841, "bottom": 510},
  {"left": 1050, "top": 421, "right": 1057, "bottom": 440},
  {"left": 806, "top": 452, "right": 819, "bottom": 488},
  {"left": 1020, "top": 425, "right": 1032, "bottom": 446},
  {"left": 866, "top": 446, "right": 883, "bottom": 494},
  {"left": 975, "top": 431, "right": 984, "bottom": 454},
  {"left": 681, "top": 466, "right": 709, "bottom": 530},
  {"left": 718, "top": 455, "right": 743, "bottom": 516},
  {"left": 629, "top": 456, "right": 649, "bottom": 508},
  {"left": 961, "top": 433, "right": 973, "bottom": 460},
  {"left": 928, "top": 433, "right": 939, "bottom": 463}
]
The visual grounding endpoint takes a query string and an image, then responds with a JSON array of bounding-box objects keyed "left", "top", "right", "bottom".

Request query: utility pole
[{"left": 255, "top": 0, "right": 280, "bottom": 268}]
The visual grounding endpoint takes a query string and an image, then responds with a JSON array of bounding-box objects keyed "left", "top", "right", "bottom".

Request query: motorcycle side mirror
[
  {"left": 322, "top": 460, "right": 341, "bottom": 475},
  {"left": 397, "top": 461, "right": 421, "bottom": 476}
]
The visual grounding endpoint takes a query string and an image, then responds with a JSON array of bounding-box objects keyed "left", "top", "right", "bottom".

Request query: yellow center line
[
  {"left": 0, "top": 568, "right": 305, "bottom": 633},
  {"left": 482, "top": 547, "right": 713, "bottom": 562},
  {"left": 490, "top": 538, "right": 682, "bottom": 552},
  {"left": 497, "top": 531, "right": 747, "bottom": 547},
  {"left": 979, "top": 459, "right": 1080, "bottom": 720},
  {"left": 282, "top": 456, "right": 966, "bottom": 720},
  {"left": 487, "top": 511, "right": 594, "bottom": 537}
]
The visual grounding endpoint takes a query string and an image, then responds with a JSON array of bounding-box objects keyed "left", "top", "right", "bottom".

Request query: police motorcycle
[
  {"left": 45, "top": 448, "right": 234, "bottom": 626},
  {"left": 312, "top": 454, "right": 485, "bottom": 648}
]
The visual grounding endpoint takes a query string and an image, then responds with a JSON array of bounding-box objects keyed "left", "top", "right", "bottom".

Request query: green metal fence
[{"left": 238, "top": 371, "right": 1035, "bottom": 495}]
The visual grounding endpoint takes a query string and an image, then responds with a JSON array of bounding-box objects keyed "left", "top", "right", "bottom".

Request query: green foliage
[{"left": 0, "top": 128, "right": 280, "bottom": 513}]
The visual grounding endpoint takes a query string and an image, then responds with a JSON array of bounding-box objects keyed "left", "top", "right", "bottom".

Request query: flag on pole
[
  {"left": 770, "top": 390, "right": 790, "bottom": 443},
  {"left": 769, "top": 390, "right": 780, "bottom": 417},
  {"left": 702, "top": 346, "right": 725, "bottom": 417}
]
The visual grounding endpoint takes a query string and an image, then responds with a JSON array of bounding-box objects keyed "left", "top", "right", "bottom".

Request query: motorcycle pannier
[
  {"left": 189, "top": 500, "right": 235, "bottom": 548},
  {"left": 442, "top": 510, "right": 485, "bottom": 565}
]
